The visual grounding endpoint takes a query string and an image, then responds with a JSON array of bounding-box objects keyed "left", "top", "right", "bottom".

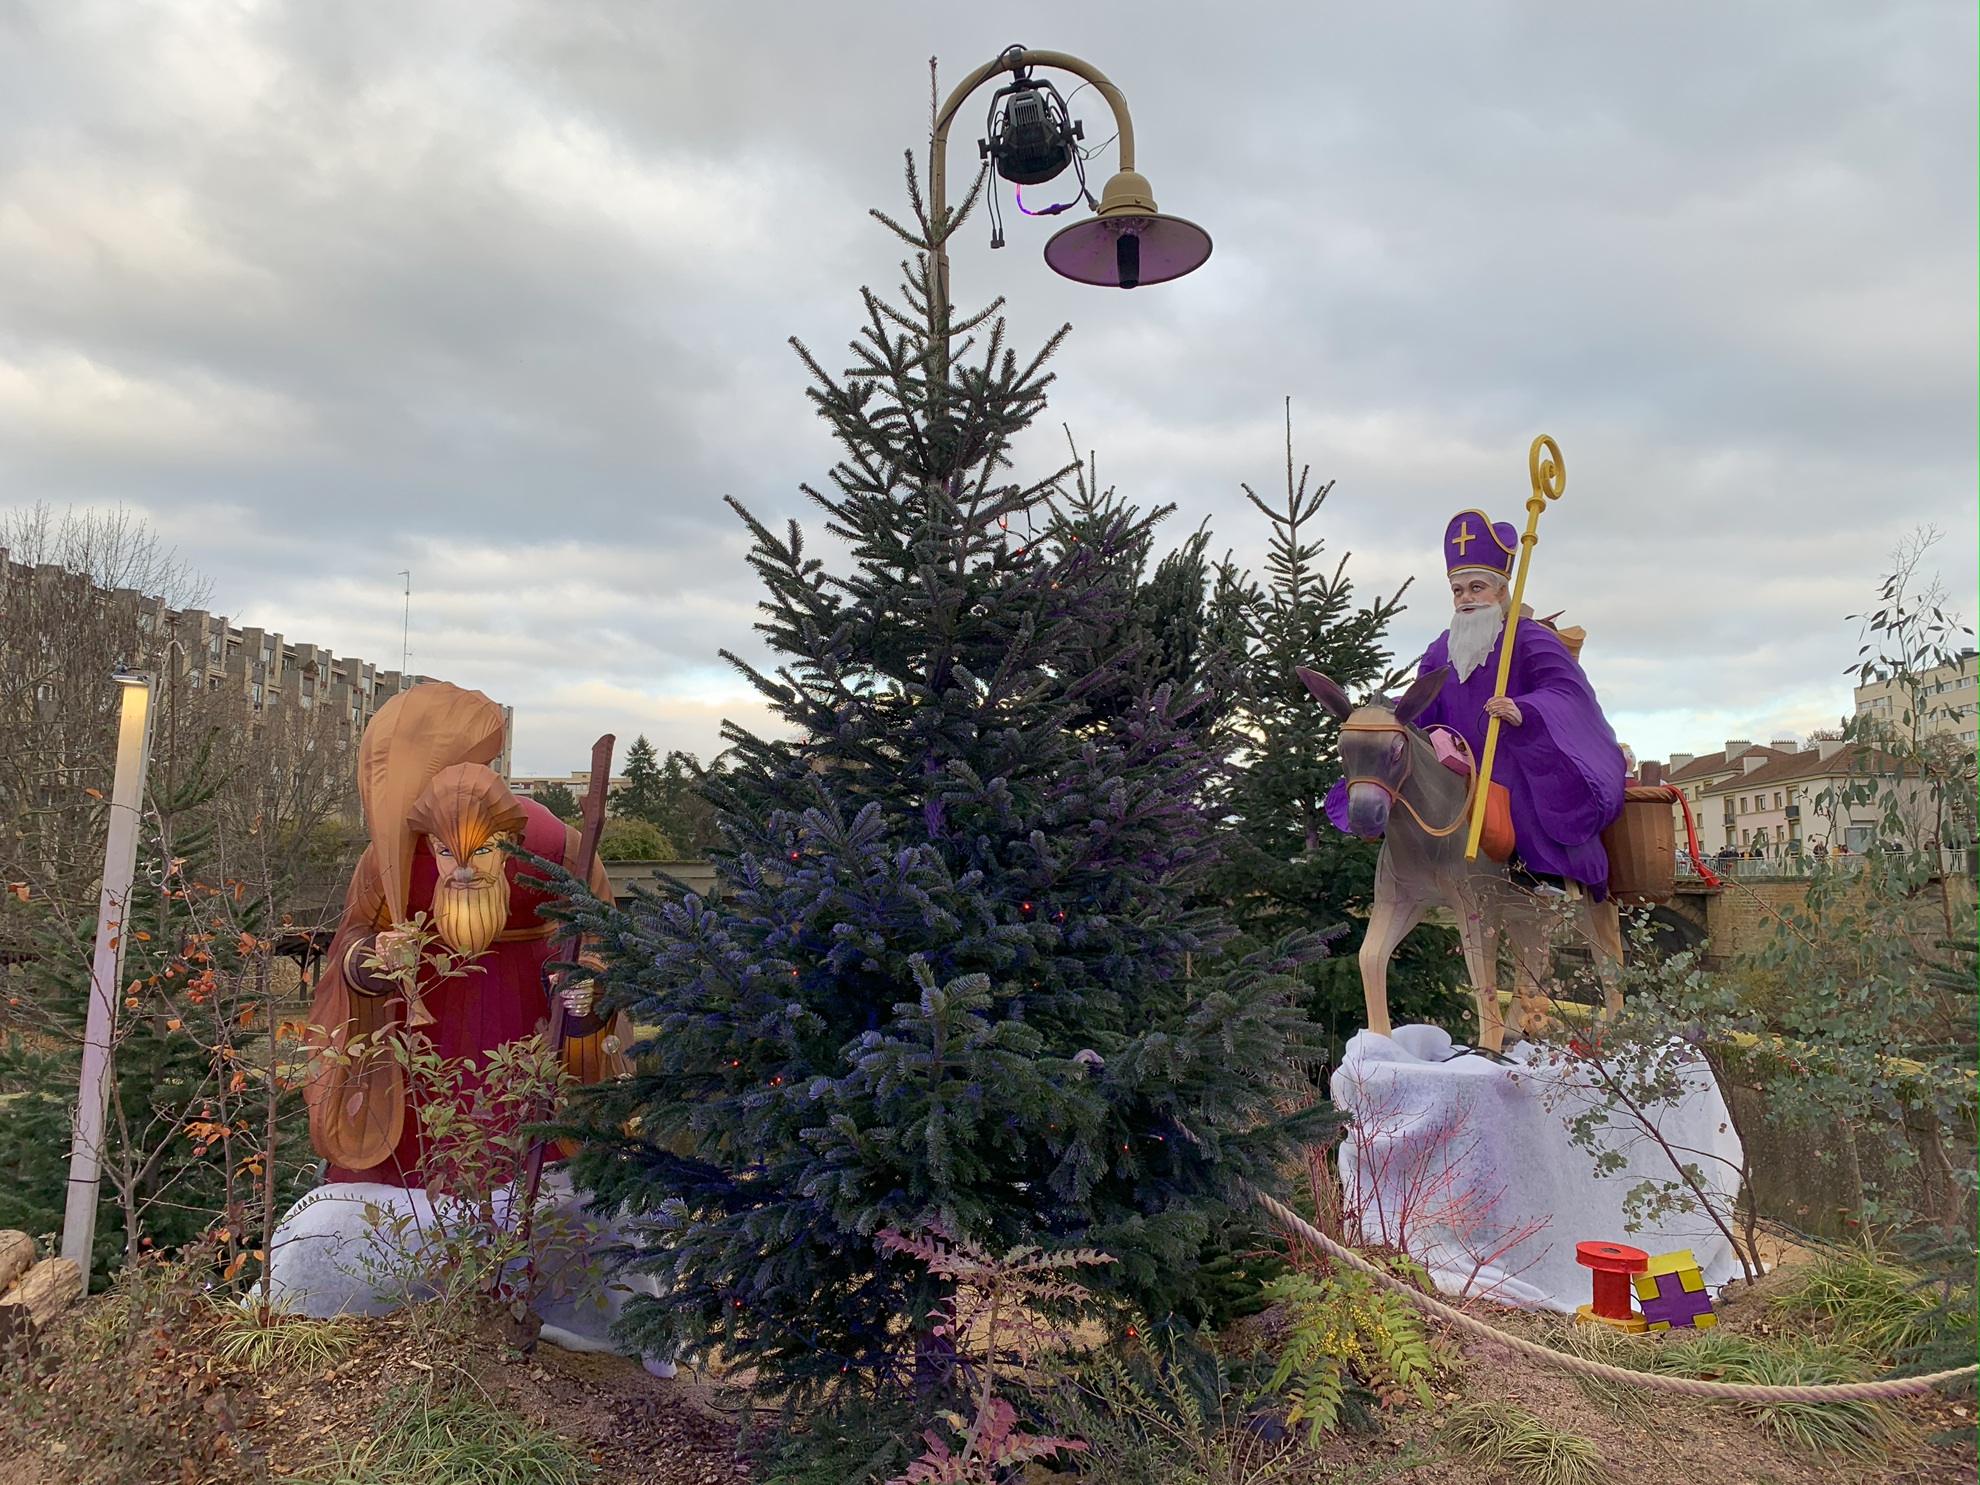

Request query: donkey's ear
[
  {"left": 1393, "top": 667, "right": 1449, "bottom": 726},
  {"left": 1297, "top": 667, "right": 1353, "bottom": 720}
]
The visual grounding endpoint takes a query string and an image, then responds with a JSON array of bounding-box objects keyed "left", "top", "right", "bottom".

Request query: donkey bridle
[{"left": 1338, "top": 719, "right": 1477, "bottom": 838}]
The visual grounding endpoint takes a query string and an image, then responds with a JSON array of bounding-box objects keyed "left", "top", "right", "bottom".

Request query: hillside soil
[{"left": 0, "top": 1245, "right": 1969, "bottom": 1483}]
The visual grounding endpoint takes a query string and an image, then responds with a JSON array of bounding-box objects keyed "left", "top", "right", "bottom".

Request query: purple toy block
[{"left": 1635, "top": 1269, "right": 1716, "bottom": 1330}]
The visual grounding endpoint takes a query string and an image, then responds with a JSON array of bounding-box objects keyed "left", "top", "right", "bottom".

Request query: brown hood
[
  {"left": 406, "top": 763, "right": 529, "bottom": 858},
  {"left": 358, "top": 682, "right": 507, "bottom": 925}
]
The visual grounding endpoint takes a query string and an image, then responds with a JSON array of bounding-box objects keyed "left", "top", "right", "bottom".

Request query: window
[
  {"left": 1773, "top": 792, "right": 1782, "bottom": 809},
  {"left": 1739, "top": 797, "right": 1747, "bottom": 813},
  {"left": 1741, "top": 829, "right": 1750, "bottom": 844}
]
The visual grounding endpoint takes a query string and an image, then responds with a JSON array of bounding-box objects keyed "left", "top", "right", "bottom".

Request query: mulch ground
[
  {"left": 0, "top": 1300, "right": 757, "bottom": 1485},
  {"left": 1, "top": 1256, "right": 1970, "bottom": 1484},
  {"left": 1328, "top": 1269, "right": 1977, "bottom": 1485}
]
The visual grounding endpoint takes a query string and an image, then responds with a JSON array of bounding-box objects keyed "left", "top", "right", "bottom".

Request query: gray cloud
[{"left": 0, "top": 0, "right": 1971, "bottom": 769}]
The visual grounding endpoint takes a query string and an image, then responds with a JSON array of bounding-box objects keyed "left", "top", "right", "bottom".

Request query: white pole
[{"left": 61, "top": 672, "right": 156, "bottom": 1285}]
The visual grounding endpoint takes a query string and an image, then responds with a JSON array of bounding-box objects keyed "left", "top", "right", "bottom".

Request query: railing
[{"left": 1680, "top": 847, "right": 1972, "bottom": 882}]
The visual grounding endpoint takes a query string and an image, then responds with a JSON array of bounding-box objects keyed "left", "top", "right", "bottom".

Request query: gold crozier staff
[{"left": 1463, "top": 435, "right": 1566, "bottom": 860}]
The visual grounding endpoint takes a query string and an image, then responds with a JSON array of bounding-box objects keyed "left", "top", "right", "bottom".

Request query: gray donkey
[{"left": 1298, "top": 665, "right": 1623, "bottom": 1053}]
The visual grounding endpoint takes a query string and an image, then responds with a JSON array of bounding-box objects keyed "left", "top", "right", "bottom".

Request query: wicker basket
[{"left": 1603, "top": 784, "right": 1678, "bottom": 905}]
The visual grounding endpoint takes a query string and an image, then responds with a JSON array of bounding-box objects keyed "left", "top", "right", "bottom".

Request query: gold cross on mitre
[{"left": 1452, "top": 520, "right": 1475, "bottom": 554}]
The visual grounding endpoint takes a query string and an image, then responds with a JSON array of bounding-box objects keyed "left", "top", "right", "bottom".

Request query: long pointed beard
[
  {"left": 431, "top": 877, "right": 511, "bottom": 957},
  {"left": 1449, "top": 602, "right": 1507, "bottom": 682}
]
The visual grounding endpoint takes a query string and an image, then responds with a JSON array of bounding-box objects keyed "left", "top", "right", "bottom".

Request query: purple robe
[{"left": 1324, "top": 619, "right": 1626, "bottom": 896}]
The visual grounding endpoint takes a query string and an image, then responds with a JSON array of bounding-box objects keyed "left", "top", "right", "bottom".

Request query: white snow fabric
[
  {"left": 1330, "top": 1024, "right": 1745, "bottom": 1312},
  {"left": 264, "top": 1175, "right": 661, "bottom": 1357}
]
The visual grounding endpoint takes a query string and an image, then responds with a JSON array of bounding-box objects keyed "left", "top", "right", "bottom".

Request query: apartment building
[
  {"left": 508, "top": 772, "right": 629, "bottom": 808},
  {"left": 78, "top": 575, "right": 513, "bottom": 774},
  {"left": 1650, "top": 736, "right": 1939, "bottom": 857},
  {"left": 1657, "top": 739, "right": 1801, "bottom": 855},
  {"left": 1693, "top": 742, "right": 1904, "bottom": 855},
  {"left": 1853, "top": 649, "right": 1978, "bottom": 749}
]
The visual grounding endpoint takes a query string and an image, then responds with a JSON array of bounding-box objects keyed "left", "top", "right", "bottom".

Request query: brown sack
[{"left": 1480, "top": 781, "right": 1515, "bottom": 863}]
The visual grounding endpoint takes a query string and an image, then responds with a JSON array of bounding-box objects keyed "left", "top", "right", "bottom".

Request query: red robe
[{"left": 321, "top": 798, "right": 621, "bottom": 1186}]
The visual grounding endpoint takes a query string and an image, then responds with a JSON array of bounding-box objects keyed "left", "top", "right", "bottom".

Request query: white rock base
[{"left": 1331, "top": 1024, "right": 1746, "bottom": 1311}]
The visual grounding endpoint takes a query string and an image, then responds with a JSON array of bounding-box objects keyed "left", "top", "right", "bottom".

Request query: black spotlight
[{"left": 980, "top": 69, "right": 1083, "bottom": 186}]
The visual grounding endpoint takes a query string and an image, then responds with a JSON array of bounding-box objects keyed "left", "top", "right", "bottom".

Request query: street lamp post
[
  {"left": 61, "top": 669, "right": 156, "bottom": 1286},
  {"left": 928, "top": 46, "right": 1211, "bottom": 346}
]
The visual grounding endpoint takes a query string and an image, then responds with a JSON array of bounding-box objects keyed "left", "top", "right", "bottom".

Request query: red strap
[{"left": 1655, "top": 784, "right": 1721, "bottom": 887}]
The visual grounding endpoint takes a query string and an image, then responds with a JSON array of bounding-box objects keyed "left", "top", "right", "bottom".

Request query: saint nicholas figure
[{"left": 1410, "top": 510, "right": 1627, "bottom": 895}]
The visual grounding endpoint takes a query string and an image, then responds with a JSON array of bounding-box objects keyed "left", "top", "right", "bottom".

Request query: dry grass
[
  {"left": 294, "top": 1380, "right": 595, "bottom": 1485},
  {"left": 206, "top": 1299, "right": 360, "bottom": 1373},
  {"left": 1440, "top": 1399, "right": 1609, "bottom": 1485}
]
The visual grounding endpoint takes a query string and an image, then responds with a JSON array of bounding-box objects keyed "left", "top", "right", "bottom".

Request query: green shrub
[
  {"left": 1769, "top": 1247, "right": 1974, "bottom": 1365},
  {"left": 595, "top": 816, "right": 676, "bottom": 861}
]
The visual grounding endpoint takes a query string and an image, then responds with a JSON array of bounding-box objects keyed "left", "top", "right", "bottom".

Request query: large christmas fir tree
[
  {"left": 564, "top": 172, "right": 1337, "bottom": 1394},
  {"left": 1208, "top": 410, "right": 1470, "bottom": 1055}
]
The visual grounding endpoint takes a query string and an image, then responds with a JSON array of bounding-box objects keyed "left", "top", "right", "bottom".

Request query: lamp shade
[{"left": 1043, "top": 211, "right": 1212, "bottom": 289}]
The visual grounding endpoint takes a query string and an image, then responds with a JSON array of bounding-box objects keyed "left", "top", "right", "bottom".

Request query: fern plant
[
  {"left": 1049, "top": 1327, "right": 1325, "bottom": 1484},
  {"left": 876, "top": 1227, "right": 1112, "bottom": 1484},
  {"left": 1256, "top": 1264, "right": 1446, "bottom": 1441}
]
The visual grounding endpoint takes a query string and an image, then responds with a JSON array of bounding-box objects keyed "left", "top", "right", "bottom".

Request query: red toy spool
[{"left": 1576, "top": 1240, "right": 1649, "bottom": 1322}]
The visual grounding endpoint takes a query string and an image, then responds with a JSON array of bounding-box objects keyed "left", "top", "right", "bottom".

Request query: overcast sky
[{"left": 1, "top": 1, "right": 1972, "bottom": 773}]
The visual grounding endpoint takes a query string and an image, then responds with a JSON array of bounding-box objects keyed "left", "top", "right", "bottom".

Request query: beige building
[
  {"left": 509, "top": 772, "right": 629, "bottom": 809},
  {"left": 1647, "top": 735, "right": 1945, "bottom": 860},
  {"left": 1693, "top": 743, "right": 1904, "bottom": 857},
  {"left": 157, "top": 605, "right": 512, "bottom": 775},
  {"left": 1657, "top": 739, "right": 1801, "bottom": 855},
  {"left": 8, "top": 554, "right": 517, "bottom": 774},
  {"left": 1853, "top": 649, "right": 1977, "bottom": 749}
]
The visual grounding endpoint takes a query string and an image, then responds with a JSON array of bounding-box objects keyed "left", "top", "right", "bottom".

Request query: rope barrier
[{"left": 1248, "top": 1187, "right": 1977, "bottom": 1404}]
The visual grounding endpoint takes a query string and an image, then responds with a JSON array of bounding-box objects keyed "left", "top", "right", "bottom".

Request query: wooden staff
[
  {"left": 516, "top": 734, "right": 614, "bottom": 1250},
  {"left": 1464, "top": 435, "right": 1565, "bottom": 861}
]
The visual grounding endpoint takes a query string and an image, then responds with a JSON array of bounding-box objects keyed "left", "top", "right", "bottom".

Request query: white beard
[{"left": 1448, "top": 601, "right": 1507, "bottom": 682}]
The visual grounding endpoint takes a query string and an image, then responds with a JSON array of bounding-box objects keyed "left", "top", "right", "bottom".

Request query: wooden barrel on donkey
[{"left": 1602, "top": 784, "right": 1680, "bottom": 905}]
